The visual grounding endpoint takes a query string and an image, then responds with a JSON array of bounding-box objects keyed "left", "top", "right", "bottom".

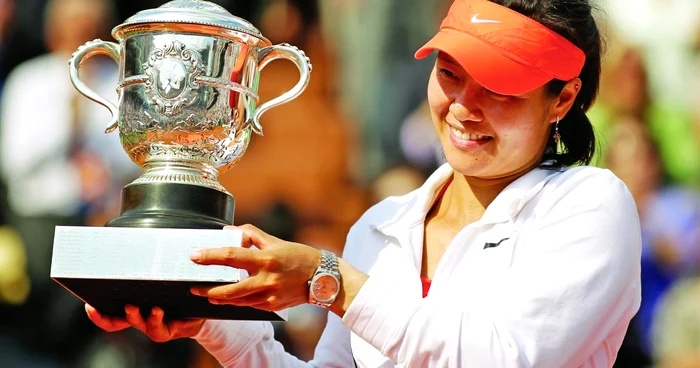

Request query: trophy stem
[
  {"left": 107, "top": 161, "right": 234, "bottom": 229},
  {"left": 132, "top": 160, "right": 229, "bottom": 194}
]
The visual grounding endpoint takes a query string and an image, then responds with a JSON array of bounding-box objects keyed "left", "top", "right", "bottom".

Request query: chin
[{"left": 442, "top": 147, "right": 491, "bottom": 177}]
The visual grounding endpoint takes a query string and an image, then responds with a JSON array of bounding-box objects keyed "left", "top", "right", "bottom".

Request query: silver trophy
[
  {"left": 69, "top": 0, "right": 312, "bottom": 229},
  {"left": 52, "top": 0, "right": 310, "bottom": 321}
]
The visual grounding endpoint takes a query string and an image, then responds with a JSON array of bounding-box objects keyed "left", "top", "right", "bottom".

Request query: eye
[{"left": 438, "top": 68, "right": 459, "bottom": 82}]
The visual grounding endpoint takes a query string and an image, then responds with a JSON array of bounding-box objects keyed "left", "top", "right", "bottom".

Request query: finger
[
  {"left": 237, "top": 224, "right": 273, "bottom": 250},
  {"left": 124, "top": 305, "right": 149, "bottom": 334},
  {"left": 208, "top": 290, "right": 270, "bottom": 306},
  {"left": 191, "top": 277, "right": 269, "bottom": 300},
  {"left": 246, "top": 302, "right": 275, "bottom": 312},
  {"left": 189, "top": 246, "right": 262, "bottom": 271},
  {"left": 223, "top": 225, "right": 255, "bottom": 249},
  {"left": 85, "top": 304, "right": 130, "bottom": 332},
  {"left": 146, "top": 307, "right": 170, "bottom": 342}
]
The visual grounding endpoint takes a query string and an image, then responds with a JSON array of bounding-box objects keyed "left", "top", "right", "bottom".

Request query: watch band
[{"left": 319, "top": 249, "right": 339, "bottom": 276}]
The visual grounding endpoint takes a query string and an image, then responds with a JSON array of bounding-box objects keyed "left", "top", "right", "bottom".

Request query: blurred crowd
[{"left": 0, "top": 0, "right": 698, "bottom": 367}]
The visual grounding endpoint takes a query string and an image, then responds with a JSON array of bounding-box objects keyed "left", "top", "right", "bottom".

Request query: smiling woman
[{"left": 86, "top": 0, "right": 642, "bottom": 367}]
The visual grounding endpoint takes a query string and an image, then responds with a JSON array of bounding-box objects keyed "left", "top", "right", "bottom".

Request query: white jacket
[{"left": 193, "top": 164, "right": 642, "bottom": 368}]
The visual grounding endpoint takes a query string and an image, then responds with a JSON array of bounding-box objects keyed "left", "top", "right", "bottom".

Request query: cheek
[
  {"left": 427, "top": 74, "right": 450, "bottom": 121},
  {"left": 498, "top": 120, "right": 551, "bottom": 163},
  {"left": 488, "top": 104, "right": 550, "bottom": 153},
  {"left": 503, "top": 126, "right": 540, "bottom": 147}
]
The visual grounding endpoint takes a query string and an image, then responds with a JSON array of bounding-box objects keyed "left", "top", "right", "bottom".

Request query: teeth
[{"left": 450, "top": 126, "right": 489, "bottom": 141}]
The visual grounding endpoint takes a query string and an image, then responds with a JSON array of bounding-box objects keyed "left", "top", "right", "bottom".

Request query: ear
[{"left": 547, "top": 78, "right": 582, "bottom": 123}]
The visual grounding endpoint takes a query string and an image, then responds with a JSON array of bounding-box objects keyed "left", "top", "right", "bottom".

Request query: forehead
[{"left": 436, "top": 51, "right": 461, "bottom": 66}]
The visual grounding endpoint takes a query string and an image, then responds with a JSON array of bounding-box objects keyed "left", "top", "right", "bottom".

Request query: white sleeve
[
  {"left": 192, "top": 320, "right": 307, "bottom": 367},
  {"left": 192, "top": 314, "right": 354, "bottom": 368},
  {"left": 310, "top": 313, "right": 355, "bottom": 367},
  {"left": 342, "top": 171, "right": 642, "bottom": 367}
]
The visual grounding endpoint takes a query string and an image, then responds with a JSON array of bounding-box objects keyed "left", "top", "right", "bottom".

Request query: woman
[{"left": 87, "top": 0, "right": 642, "bottom": 366}]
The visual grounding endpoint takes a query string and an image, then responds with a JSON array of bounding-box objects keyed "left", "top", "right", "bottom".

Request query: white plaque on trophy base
[{"left": 50, "top": 226, "right": 287, "bottom": 321}]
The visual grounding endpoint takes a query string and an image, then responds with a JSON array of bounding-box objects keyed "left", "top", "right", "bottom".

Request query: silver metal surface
[
  {"left": 113, "top": 0, "right": 266, "bottom": 41},
  {"left": 68, "top": 0, "right": 312, "bottom": 194}
]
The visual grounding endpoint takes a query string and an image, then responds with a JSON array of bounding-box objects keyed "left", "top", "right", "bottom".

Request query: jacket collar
[{"left": 373, "top": 163, "right": 564, "bottom": 238}]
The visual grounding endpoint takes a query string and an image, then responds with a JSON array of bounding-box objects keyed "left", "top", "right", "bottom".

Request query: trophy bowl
[{"left": 68, "top": 0, "right": 312, "bottom": 229}]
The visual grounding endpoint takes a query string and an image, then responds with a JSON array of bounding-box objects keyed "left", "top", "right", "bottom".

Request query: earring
[{"left": 553, "top": 116, "right": 561, "bottom": 144}]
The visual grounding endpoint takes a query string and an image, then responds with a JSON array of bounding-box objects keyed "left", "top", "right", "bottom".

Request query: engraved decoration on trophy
[
  {"left": 67, "top": 0, "right": 313, "bottom": 229},
  {"left": 142, "top": 40, "right": 205, "bottom": 117}
]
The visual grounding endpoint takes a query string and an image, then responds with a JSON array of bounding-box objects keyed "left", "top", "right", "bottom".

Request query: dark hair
[{"left": 488, "top": 0, "right": 603, "bottom": 167}]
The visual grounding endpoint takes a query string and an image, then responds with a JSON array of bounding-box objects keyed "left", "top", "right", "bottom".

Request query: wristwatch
[{"left": 308, "top": 249, "right": 341, "bottom": 308}]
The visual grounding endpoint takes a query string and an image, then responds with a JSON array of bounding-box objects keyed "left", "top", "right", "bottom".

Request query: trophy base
[
  {"left": 106, "top": 182, "right": 234, "bottom": 229},
  {"left": 54, "top": 278, "right": 284, "bottom": 321},
  {"left": 50, "top": 226, "right": 287, "bottom": 321}
]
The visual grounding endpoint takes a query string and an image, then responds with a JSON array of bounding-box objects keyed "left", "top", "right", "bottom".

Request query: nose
[
  {"left": 448, "top": 76, "right": 484, "bottom": 123},
  {"left": 449, "top": 100, "right": 482, "bottom": 123}
]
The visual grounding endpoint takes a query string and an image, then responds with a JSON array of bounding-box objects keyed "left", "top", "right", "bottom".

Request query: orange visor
[{"left": 415, "top": 0, "right": 586, "bottom": 95}]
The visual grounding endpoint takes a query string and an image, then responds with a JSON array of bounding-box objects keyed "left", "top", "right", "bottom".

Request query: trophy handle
[
  {"left": 250, "top": 43, "right": 312, "bottom": 135},
  {"left": 69, "top": 39, "right": 121, "bottom": 134}
]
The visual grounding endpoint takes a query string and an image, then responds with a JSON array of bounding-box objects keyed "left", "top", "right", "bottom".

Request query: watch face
[{"left": 311, "top": 274, "right": 340, "bottom": 303}]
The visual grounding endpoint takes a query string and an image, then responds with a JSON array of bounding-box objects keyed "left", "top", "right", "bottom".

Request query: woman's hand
[
  {"left": 189, "top": 224, "right": 321, "bottom": 312},
  {"left": 85, "top": 304, "right": 205, "bottom": 342}
]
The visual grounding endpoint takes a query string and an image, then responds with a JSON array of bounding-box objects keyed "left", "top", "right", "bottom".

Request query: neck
[{"left": 430, "top": 166, "right": 535, "bottom": 226}]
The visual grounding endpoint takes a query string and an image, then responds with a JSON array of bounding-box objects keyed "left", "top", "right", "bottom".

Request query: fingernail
[
  {"left": 223, "top": 225, "right": 238, "bottom": 230},
  {"left": 190, "top": 286, "right": 200, "bottom": 295},
  {"left": 190, "top": 251, "right": 201, "bottom": 261}
]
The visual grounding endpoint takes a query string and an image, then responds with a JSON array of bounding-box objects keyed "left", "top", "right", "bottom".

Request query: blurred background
[{"left": 0, "top": 0, "right": 698, "bottom": 367}]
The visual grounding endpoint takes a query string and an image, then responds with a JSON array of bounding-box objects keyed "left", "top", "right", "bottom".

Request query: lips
[
  {"left": 447, "top": 124, "right": 493, "bottom": 151},
  {"left": 448, "top": 126, "right": 492, "bottom": 142}
]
